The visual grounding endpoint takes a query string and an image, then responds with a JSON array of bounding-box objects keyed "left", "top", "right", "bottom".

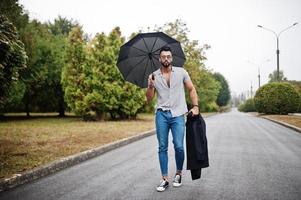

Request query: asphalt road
[{"left": 1, "top": 109, "right": 301, "bottom": 200}]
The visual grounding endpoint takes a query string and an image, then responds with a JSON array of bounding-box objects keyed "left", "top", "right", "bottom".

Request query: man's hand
[
  {"left": 146, "top": 74, "right": 155, "bottom": 103},
  {"left": 148, "top": 74, "right": 155, "bottom": 89},
  {"left": 189, "top": 105, "right": 199, "bottom": 116}
]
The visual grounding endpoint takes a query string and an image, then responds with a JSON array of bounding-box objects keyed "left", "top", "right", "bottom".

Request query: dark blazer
[{"left": 186, "top": 113, "right": 209, "bottom": 180}]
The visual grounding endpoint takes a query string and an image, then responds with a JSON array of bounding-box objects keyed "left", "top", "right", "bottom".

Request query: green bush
[
  {"left": 205, "top": 102, "right": 219, "bottom": 112},
  {"left": 254, "top": 82, "right": 300, "bottom": 114},
  {"left": 218, "top": 105, "right": 231, "bottom": 113},
  {"left": 238, "top": 98, "right": 256, "bottom": 112},
  {"left": 287, "top": 81, "right": 301, "bottom": 113}
]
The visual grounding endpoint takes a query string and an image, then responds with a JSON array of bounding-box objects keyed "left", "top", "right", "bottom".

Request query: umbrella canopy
[{"left": 117, "top": 32, "right": 186, "bottom": 88}]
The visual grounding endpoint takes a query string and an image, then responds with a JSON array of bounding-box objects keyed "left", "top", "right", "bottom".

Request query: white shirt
[{"left": 153, "top": 66, "right": 191, "bottom": 117}]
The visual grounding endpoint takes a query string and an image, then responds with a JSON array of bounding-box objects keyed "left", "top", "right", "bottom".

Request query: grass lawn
[
  {"left": 263, "top": 114, "right": 301, "bottom": 129},
  {"left": 0, "top": 113, "right": 155, "bottom": 180}
]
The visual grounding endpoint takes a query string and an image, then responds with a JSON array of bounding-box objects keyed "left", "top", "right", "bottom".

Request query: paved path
[{"left": 1, "top": 109, "right": 301, "bottom": 200}]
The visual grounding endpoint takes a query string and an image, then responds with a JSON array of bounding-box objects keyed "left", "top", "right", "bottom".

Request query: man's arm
[
  {"left": 146, "top": 87, "right": 155, "bottom": 103},
  {"left": 146, "top": 74, "right": 155, "bottom": 103},
  {"left": 184, "top": 80, "right": 199, "bottom": 115}
]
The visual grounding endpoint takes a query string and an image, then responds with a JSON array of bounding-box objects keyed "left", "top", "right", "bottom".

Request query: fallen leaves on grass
[{"left": 0, "top": 114, "right": 154, "bottom": 179}]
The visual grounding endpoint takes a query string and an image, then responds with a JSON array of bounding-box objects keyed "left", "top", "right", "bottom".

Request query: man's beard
[{"left": 161, "top": 60, "right": 171, "bottom": 68}]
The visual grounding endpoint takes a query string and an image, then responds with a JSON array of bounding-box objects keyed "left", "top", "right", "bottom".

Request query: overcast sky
[{"left": 19, "top": 0, "right": 301, "bottom": 95}]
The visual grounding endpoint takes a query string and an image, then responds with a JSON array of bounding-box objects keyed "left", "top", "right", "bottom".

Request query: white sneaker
[
  {"left": 156, "top": 179, "right": 169, "bottom": 192},
  {"left": 173, "top": 174, "right": 182, "bottom": 187}
]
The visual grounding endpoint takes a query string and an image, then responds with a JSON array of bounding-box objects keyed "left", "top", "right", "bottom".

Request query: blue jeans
[{"left": 155, "top": 110, "right": 185, "bottom": 177}]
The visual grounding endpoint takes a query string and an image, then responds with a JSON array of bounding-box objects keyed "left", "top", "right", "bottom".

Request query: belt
[{"left": 157, "top": 108, "right": 170, "bottom": 112}]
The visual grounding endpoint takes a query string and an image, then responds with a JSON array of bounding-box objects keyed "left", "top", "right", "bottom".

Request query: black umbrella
[{"left": 117, "top": 32, "right": 186, "bottom": 88}]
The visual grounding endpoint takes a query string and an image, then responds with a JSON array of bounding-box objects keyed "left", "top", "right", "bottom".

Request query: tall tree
[
  {"left": 213, "top": 72, "right": 231, "bottom": 106},
  {"left": 61, "top": 26, "right": 87, "bottom": 117},
  {"left": 0, "top": 0, "right": 29, "bottom": 114},
  {"left": 47, "top": 16, "right": 79, "bottom": 36},
  {"left": 0, "top": 15, "right": 27, "bottom": 113},
  {"left": 62, "top": 26, "right": 146, "bottom": 120},
  {"left": 45, "top": 17, "right": 78, "bottom": 116},
  {"left": 20, "top": 20, "right": 54, "bottom": 116},
  {"left": 104, "top": 27, "right": 145, "bottom": 119},
  {"left": 0, "top": 0, "right": 29, "bottom": 31},
  {"left": 268, "top": 70, "right": 287, "bottom": 82},
  {"left": 26, "top": 30, "right": 67, "bottom": 115},
  {"left": 196, "top": 70, "right": 221, "bottom": 111}
]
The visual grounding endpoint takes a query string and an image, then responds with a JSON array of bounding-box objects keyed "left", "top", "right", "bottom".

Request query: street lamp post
[
  {"left": 246, "top": 59, "right": 270, "bottom": 88},
  {"left": 255, "top": 64, "right": 260, "bottom": 88},
  {"left": 251, "top": 81, "right": 253, "bottom": 98},
  {"left": 257, "top": 22, "right": 298, "bottom": 81}
]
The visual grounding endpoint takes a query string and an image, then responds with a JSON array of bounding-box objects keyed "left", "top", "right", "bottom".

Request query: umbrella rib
[
  {"left": 150, "top": 58, "right": 157, "bottom": 72},
  {"left": 152, "top": 43, "right": 168, "bottom": 54},
  {"left": 131, "top": 46, "right": 148, "bottom": 54},
  {"left": 142, "top": 38, "right": 151, "bottom": 52},
  {"left": 172, "top": 54, "right": 186, "bottom": 60},
  {"left": 118, "top": 54, "right": 147, "bottom": 64},
  {"left": 119, "top": 54, "right": 146, "bottom": 61},
  {"left": 150, "top": 37, "right": 159, "bottom": 52},
  {"left": 125, "top": 56, "right": 147, "bottom": 79},
  {"left": 142, "top": 57, "right": 150, "bottom": 87}
]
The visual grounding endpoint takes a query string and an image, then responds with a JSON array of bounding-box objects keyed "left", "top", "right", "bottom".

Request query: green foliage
[
  {"left": 195, "top": 70, "right": 221, "bottom": 112},
  {"left": 254, "top": 82, "right": 300, "bottom": 114},
  {"left": 1, "top": 81, "right": 26, "bottom": 113},
  {"left": 2, "top": 16, "right": 77, "bottom": 115},
  {"left": 87, "top": 27, "right": 145, "bottom": 119},
  {"left": 268, "top": 70, "right": 287, "bottom": 82},
  {"left": 218, "top": 105, "right": 231, "bottom": 113},
  {"left": 205, "top": 102, "right": 219, "bottom": 112},
  {"left": 14, "top": 20, "right": 66, "bottom": 114},
  {"left": 62, "top": 27, "right": 145, "bottom": 120},
  {"left": 0, "top": 15, "right": 27, "bottom": 111},
  {"left": 62, "top": 26, "right": 86, "bottom": 116},
  {"left": 213, "top": 72, "right": 231, "bottom": 106},
  {"left": 1, "top": 9, "right": 227, "bottom": 117},
  {"left": 47, "top": 16, "right": 79, "bottom": 36},
  {"left": 37, "top": 16, "right": 78, "bottom": 115},
  {"left": 284, "top": 80, "right": 301, "bottom": 113},
  {"left": 0, "top": 0, "right": 29, "bottom": 31},
  {"left": 238, "top": 98, "right": 256, "bottom": 112}
]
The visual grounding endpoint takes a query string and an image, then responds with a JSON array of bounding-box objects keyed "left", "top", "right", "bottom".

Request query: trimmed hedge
[
  {"left": 238, "top": 98, "right": 256, "bottom": 112},
  {"left": 287, "top": 81, "right": 301, "bottom": 113},
  {"left": 254, "top": 82, "right": 300, "bottom": 114}
]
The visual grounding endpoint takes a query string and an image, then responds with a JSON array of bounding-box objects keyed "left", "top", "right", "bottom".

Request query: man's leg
[
  {"left": 155, "top": 111, "right": 170, "bottom": 179},
  {"left": 170, "top": 115, "right": 185, "bottom": 175}
]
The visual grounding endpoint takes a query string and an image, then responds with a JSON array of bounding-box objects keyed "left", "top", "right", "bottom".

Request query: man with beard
[{"left": 146, "top": 46, "right": 199, "bottom": 192}]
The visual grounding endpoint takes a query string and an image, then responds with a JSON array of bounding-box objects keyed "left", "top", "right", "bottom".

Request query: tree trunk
[
  {"left": 25, "top": 92, "right": 30, "bottom": 117},
  {"left": 57, "top": 85, "right": 65, "bottom": 117},
  {"left": 96, "top": 111, "right": 105, "bottom": 121}
]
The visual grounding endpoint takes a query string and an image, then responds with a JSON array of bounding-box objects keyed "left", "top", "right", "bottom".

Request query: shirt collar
[{"left": 159, "top": 66, "right": 174, "bottom": 76}]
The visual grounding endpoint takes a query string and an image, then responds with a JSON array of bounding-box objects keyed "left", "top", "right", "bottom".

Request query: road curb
[
  {"left": 0, "top": 129, "right": 155, "bottom": 192},
  {"left": 0, "top": 113, "right": 218, "bottom": 192},
  {"left": 261, "top": 116, "right": 301, "bottom": 133}
]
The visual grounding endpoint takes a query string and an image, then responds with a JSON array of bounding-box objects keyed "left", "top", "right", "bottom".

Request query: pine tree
[
  {"left": 61, "top": 26, "right": 87, "bottom": 117},
  {"left": 213, "top": 72, "right": 231, "bottom": 107},
  {"left": 0, "top": 15, "right": 27, "bottom": 112}
]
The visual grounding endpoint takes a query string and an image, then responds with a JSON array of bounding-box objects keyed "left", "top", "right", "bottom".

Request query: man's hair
[{"left": 159, "top": 45, "right": 172, "bottom": 55}]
